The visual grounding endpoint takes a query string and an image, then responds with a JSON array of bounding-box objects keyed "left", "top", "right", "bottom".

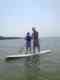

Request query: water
[
  {"left": 0, "top": 37, "right": 59, "bottom": 57},
  {"left": 0, "top": 37, "right": 60, "bottom": 80}
]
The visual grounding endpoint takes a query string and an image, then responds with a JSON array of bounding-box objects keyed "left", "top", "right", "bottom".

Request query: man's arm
[{"left": 32, "top": 33, "right": 33, "bottom": 39}]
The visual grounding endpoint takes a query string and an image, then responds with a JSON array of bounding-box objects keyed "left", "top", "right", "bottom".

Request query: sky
[{"left": 0, "top": 0, "right": 60, "bottom": 37}]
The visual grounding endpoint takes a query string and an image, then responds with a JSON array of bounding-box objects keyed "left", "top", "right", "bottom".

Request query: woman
[{"left": 25, "top": 32, "right": 32, "bottom": 53}]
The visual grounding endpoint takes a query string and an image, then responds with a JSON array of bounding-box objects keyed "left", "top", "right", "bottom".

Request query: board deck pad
[{"left": 5, "top": 50, "right": 51, "bottom": 60}]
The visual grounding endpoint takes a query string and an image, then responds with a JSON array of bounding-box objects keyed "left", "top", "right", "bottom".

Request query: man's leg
[
  {"left": 37, "top": 42, "right": 40, "bottom": 52},
  {"left": 33, "top": 45, "right": 36, "bottom": 53},
  {"left": 38, "top": 45, "right": 40, "bottom": 52}
]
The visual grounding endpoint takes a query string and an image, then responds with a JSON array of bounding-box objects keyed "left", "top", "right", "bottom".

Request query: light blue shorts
[{"left": 26, "top": 41, "right": 31, "bottom": 48}]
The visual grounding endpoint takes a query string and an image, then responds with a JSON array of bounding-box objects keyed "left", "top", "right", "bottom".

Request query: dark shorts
[{"left": 33, "top": 40, "right": 40, "bottom": 47}]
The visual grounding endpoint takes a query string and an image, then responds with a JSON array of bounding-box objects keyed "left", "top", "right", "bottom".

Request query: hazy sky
[{"left": 0, "top": 0, "right": 60, "bottom": 37}]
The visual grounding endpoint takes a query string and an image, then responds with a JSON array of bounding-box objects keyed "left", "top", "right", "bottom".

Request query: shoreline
[{"left": 0, "top": 36, "right": 24, "bottom": 40}]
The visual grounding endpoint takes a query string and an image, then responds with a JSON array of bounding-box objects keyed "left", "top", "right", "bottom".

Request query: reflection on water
[
  {"left": 24, "top": 55, "right": 40, "bottom": 80},
  {"left": 3, "top": 55, "right": 41, "bottom": 80},
  {"left": 0, "top": 38, "right": 60, "bottom": 80}
]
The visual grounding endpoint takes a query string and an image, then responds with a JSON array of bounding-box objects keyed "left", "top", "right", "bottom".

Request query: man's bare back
[{"left": 32, "top": 27, "right": 40, "bottom": 53}]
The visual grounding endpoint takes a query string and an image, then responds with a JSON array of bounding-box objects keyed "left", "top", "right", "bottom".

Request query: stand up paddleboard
[{"left": 5, "top": 50, "right": 51, "bottom": 60}]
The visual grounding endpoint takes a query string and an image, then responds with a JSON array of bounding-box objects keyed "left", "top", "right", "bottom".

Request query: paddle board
[{"left": 5, "top": 50, "right": 51, "bottom": 60}]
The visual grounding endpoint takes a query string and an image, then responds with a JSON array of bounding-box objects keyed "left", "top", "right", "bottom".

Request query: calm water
[
  {"left": 0, "top": 37, "right": 59, "bottom": 57},
  {"left": 0, "top": 37, "right": 60, "bottom": 80}
]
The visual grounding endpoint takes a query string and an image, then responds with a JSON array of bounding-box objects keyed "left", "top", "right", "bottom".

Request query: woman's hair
[{"left": 27, "top": 32, "right": 30, "bottom": 35}]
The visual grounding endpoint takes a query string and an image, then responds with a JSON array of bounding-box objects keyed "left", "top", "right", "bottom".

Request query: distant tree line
[{"left": 0, "top": 36, "right": 23, "bottom": 40}]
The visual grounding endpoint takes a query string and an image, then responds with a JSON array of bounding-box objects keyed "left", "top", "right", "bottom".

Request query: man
[{"left": 32, "top": 27, "right": 40, "bottom": 53}]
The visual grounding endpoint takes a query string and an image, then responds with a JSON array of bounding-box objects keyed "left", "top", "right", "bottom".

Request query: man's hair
[{"left": 32, "top": 27, "right": 36, "bottom": 31}]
